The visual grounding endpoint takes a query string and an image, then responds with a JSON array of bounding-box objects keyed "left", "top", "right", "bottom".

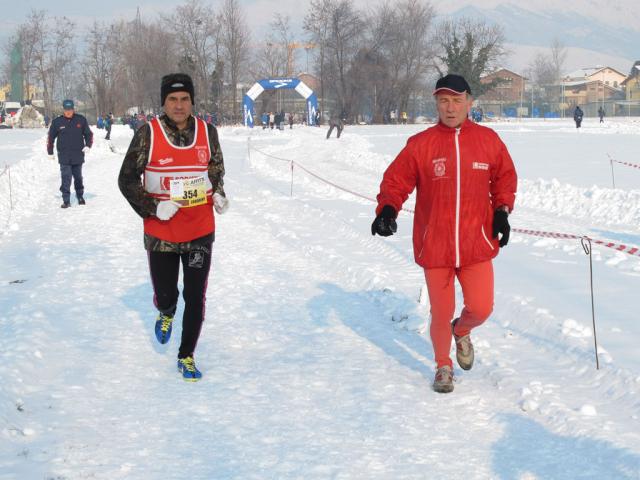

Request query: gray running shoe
[
  {"left": 452, "top": 318, "right": 474, "bottom": 370},
  {"left": 433, "top": 365, "right": 454, "bottom": 393}
]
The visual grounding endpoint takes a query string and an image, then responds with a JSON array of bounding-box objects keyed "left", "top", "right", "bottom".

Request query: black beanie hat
[{"left": 161, "top": 73, "right": 195, "bottom": 106}]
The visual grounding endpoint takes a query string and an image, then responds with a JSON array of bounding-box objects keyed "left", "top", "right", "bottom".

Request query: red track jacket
[{"left": 376, "top": 119, "right": 517, "bottom": 269}]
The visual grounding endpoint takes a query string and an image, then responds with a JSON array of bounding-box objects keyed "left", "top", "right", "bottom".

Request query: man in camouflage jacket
[
  {"left": 118, "top": 113, "right": 226, "bottom": 252},
  {"left": 118, "top": 73, "right": 227, "bottom": 381}
]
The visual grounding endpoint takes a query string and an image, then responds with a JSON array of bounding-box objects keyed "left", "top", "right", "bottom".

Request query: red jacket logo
[{"left": 432, "top": 158, "right": 446, "bottom": 177}]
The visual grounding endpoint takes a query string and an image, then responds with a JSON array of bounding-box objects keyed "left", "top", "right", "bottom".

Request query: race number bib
[{"left": 170, "top": 177, "right": 207, "bottom": 207}]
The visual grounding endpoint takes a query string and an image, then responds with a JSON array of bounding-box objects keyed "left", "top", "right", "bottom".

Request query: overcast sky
[{"left": 4, "top": 0, "right": 327, "bottom": 34}]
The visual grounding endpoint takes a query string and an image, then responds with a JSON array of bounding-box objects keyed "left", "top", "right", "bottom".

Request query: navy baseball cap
[
  {"left": 433, "top": 74, "right": 472, "bottom": 96},
  {"left": 62, "top": 99, "right": 75, "bottom": 110}
]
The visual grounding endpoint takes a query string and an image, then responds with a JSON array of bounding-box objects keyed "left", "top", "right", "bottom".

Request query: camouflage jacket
[{"left": 118, "top": 114, "right": 226, "bottom": 253}]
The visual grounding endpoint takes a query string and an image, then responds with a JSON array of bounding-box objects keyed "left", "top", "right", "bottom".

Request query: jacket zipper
[{"left": 455, "top": 128, "right": 461, "bottom": 268}]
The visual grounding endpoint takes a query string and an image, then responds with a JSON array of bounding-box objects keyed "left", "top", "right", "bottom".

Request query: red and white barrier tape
[
  {"left": 250, "top": 144, "right": 639, "bottom": 258},
  {"left": 611, "top": 159, "right": 640, "bottom": 170},
  {"left": 250, "top": 144, "right": 414, "bottom": 212},
  {"left": 607, "top": 155, "right": 640, "bottom": 170},
  {"left": 513, "top": 228, "right": 640, "bottom": 258}
]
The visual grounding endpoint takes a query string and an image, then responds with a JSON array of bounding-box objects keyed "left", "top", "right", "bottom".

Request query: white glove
[
  {"left": 82, "top": 146, "right": 91, "bottom": 154},
  {"left": 48, "top": 154, "right": 55, "bottom": 160},
  {"left": 213, "top": 193, "right": 229, "bottom": 214},
  {"left": 156, "top": 200, "right": 181, "bottom": 221}
]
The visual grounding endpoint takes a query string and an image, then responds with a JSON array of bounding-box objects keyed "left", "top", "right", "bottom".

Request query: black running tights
[{"left": 148, "top": 245, "right": 212, "bottom": 358}]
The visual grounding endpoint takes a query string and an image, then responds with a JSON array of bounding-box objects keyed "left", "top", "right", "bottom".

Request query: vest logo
[
  {"left": 76, "top": 123, "right": 82, "bottom": 128},
  {"left": 157, "top": 157, "right": 174, "bottom": 165},
  {"left": 472, "top": 162, "right": 489, "bottom": 170},
  {"left": 197, "top": 148, "right": 208, "bottom": 165},
  {"left": 432, "top": 157, "right": 446, "bottom": 177}
]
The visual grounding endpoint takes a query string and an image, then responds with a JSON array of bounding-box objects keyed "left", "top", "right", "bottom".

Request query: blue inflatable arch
[{"left": 243, "top": 78, "right": 319, "bottom": 127}]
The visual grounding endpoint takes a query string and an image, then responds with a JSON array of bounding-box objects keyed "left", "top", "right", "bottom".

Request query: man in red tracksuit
[
  {"left": 372, "top": 74, "right": 517, "bottom": 393},
  {"left": 119, "top": 73, "right": 228, "bottom": 381}
]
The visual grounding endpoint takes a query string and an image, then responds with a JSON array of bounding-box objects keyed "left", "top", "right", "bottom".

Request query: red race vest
[{"left": 143, "top": 117, "right": 214, "bottom": 242}]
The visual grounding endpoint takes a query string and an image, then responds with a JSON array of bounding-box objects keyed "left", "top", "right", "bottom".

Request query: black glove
[
  {"left": 492, "top": 209, "right": 510, "bottom": 247},
  {"left": 371, "top": 205, "right": 398, "bottom": 237}
]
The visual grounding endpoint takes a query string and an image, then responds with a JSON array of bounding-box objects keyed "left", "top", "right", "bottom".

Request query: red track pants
[{"left": 424, "top": 260, "right": 494, "bottom": 368}]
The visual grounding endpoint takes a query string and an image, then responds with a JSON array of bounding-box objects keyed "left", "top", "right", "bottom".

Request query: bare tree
[
  {"left": 120, "top": 14, "right": 178, "bottom": 113},
  {"left": 162, "top": 0, "right": 218, "bottom": 112},
  {"left": 304, "top": 0, "right": 333, "bottom": 115},
  {"left": 550, "top": 37, "right": 567, "bottom": 81},
  {"left": 272, "top": 14, "right": 295, "bottom": 76},
  {"left": 5, "top": 10, "right": 77, "bottom": 115},
  {"left": 32, "top": 14, "right": 76, "bottom": 117},
  {"left": 82, "top": 21, "right": 125, "bottom": 117},
  {"left": 220, "top": 0, "right": 250, "bottom": 123},
  {"left": 525, "top": 38, "right": 568, "bottom": 115},
  {"left": 14, "top": 9, "right": 44, "bottom": 102},
  {"left": 325, "top": 0, "right": 365, "bottom": 117},
  {"left": 353, "top": 2, "right": 395, "bottom": 121},
  {"left": 528, "top": 52, "right": 556, "bottom": 87},
  {"left": 435, "top": 17, "right": 506, "bottom": 97},
  {"left": 385, "top": 0, "right": 436, "bottom": 115},
  {"left": 251, "top": 14, "right": 293, "bottom": 80}
]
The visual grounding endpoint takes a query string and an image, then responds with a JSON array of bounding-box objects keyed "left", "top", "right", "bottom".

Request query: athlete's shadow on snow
[
  {"left": 492, "top": 413, "right": 640, "bottom": 479},
  {"left": 120, "top": 281, "right": 180, "bottom": 355},
  {"left": 306, "top": 282, "right": 433, "bottom": 381}
]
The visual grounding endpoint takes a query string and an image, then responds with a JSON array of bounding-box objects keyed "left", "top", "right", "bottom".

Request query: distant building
[
  {"left": 477, "top": 68, "right": 527, "bottom": 117},
  {"left": 621, "top": 61, "right": 640, "bottom": 101},
  {"left": 297, "top": 73, "right": 320, "bottom": 92},
  {"left": 479, "top": 68, "right": 526, "bottom": 103},
  {"left": 563, "top": 66, "right": 626, "bottom": 89},
  {"left": 561, "top": 66, "right": 625, "bottom": 109}
]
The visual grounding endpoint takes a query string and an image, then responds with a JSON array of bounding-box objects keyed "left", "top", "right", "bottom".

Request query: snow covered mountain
[
  {"left": 437, "top": 1, "right": 640, "bottom": 73},
  {"left": 438, "top": 0, "right": 640, "bottom": 30}
]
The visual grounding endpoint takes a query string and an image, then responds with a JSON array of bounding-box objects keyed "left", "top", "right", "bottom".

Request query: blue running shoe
[
  {"left": 177, "top": 356, "right": 202, "bottom": 381},
  {"left": 154, "top": 313, "right": 173, "bottom": 344}
]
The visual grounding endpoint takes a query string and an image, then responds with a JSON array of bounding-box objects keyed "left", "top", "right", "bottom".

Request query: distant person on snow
[
  {"left": 598, "top": 106, "right": 605, "bottom": 123},
  {"left": 371, "top": 74, "right": 518, "bottom": 393},
  {"left": 104, "top": 112, "right": 113, "bottom": 140},
  {"left": 326, "top": 112, "right": 344, "bottom": 139},
  {"left": 118, "top": 73, "right": 228, "bottom": 382},
  {"left": 47, "top": 99, "right": 93, "bottom": 208},
  {"left": 574, "top": 105, "right": 584, "bottom": 129}
]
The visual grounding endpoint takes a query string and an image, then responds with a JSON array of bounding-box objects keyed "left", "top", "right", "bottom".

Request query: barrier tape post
[
  {"left": 290, "top": 161, "right": 294, "bottom": 197},
  {"left": 609, "top": 158, "right": 616, "bottom": 189},
  {"left": 8, "top": 165, "right": 12, "bottom": 210},
  {"left": 247, "top": 137, "right": 251, "bottom": 168},
  {"left": 580, "top": 237, "right": 600, "bottom": 370},
  {"left": 607, "top": 154, "right": 616, "bottom": 189}
]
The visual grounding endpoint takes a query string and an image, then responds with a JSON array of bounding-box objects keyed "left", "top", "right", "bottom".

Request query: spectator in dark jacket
[
  {"left": 573, "top": 106, "right": 584, "bottom": 129},
  {"left": 47, "top": 99, "right": 93, "bottom": 208},
  {"left": 598, "top": 106, "right": 605, "bottom": 123}
]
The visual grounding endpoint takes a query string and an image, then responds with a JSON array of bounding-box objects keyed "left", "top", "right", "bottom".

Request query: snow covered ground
[{"left": 1, "top": 118, "right": 639, "bottom": 479}]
